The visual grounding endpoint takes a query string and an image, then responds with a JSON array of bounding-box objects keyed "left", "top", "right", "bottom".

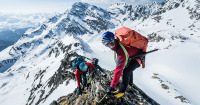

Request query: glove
[
  {"left": 106, "top": 86, "right": 115, "bottom": 95},
  {"left": 91, "top": 71, "right": 96, "bottom": 79},
  {"left": 76, "top": 87, "right": 82, "bottom": 95}
]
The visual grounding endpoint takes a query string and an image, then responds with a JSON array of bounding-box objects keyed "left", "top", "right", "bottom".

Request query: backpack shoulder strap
[{"left": 114, "top": 42, "right": 129, "bottom": 69}]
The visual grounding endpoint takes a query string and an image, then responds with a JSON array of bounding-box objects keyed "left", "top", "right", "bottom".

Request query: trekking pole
[{"left": 96, "top": 94, "right": 107, "bottom": 103}]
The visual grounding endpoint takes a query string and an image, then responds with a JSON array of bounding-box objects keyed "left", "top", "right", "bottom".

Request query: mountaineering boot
[
  {"left": 76, "top": 87, "right": 82, "bottom": 95},
  {"left": 114, "top": 92, "right": 125, "bottom": 99},
  {"left": 112, "top": 90, "right": 119, "bottom": 94},
  {"left": 106, "top": 87, "right": 116, "bottom": 95}
]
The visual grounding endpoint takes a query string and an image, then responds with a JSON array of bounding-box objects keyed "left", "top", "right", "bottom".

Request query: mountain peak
[
  {"left": 66, "top": 2, "right": 114, "bottom": 34},
  {"left": 69, "top": 2, "right": 111, "bottom": 20}
]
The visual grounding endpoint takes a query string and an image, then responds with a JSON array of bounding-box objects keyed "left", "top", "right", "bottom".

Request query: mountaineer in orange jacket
[{"left": 102, "top": 31, "right": 145, "bottom": 98}]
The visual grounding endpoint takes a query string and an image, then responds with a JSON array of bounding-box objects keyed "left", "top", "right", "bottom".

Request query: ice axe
[{"left": 131, "top": 49, "right": 159, "bottom": 59}]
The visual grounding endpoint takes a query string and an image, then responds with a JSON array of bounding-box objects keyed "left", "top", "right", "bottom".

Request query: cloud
[
  {"left": 0, "top": 13, "right": 52, "bottom": 30},
  {"left": 81, "top": 0, "right": 164, "bottom": 6},
  {"left": 0, "top": 0, "right": 164, "bottom": 14},
  {"left": 0, "top": 0, "right": 78, "bottom": 14}
]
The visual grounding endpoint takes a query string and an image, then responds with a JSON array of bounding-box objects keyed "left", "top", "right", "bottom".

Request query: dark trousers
[
  {"left": 119, "top": 60, "right": 140, "bottom": 92},
  {"left": 80, "top": 72, "right": 87, "bottom": 87}
]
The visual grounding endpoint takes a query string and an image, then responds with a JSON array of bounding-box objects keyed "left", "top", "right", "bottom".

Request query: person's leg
[
  {"left": 81, "top": 72, "right": 87, "bottom": 87},
  {"left": 119, "top": 60, "right": 140, "bottom": 92},
  {"left": 129, "top": 71, "right": 133, "bottom": 86}
]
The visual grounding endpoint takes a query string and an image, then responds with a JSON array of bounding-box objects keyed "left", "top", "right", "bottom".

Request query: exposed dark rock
[
  {"left": 147, "top": 33, "right": 165, "bottom": 42},
  {"left": 171, "top": 35, "right": 189, "bottom": 40},
  {"left": 175, "top": 96, "right": 190, "bottom": 103},
  {"left": 51, "top": 70, "right": 159, "bottom": 105},
  {"left": 161, "top": 84, "right": 169, "bottom": 90},
  {"left": 187, "top": 1, "right": 200, "bottom": 20},
  {"left": 0, "top": 58, "right": 17, "bottom": 73},
  {"left": 0, "top": 82, "right": 8, "bottom": 89},
  {"left": 152, "top": 75, "right": 160, "bottom": 79},
  {"left": 152, "top": 16, "right": 162, "bottom": 22}
]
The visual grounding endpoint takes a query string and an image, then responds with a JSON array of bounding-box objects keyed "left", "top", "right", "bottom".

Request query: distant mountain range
[
  {"left": 0, "top": 28, "right": 28, "bottom": 51},
  {"left": 0, "top": 13, "right": 52, "bottom": 51}
]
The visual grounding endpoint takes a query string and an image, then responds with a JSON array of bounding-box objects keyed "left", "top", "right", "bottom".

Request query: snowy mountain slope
[
  {"left": 0, "top": 0, "right": 200, "bottom": 105},
  {"left": 0, "top": 35, "right": 81, "bottom": 105},
  {"left": 133, "top": 42, "right": 200, "bottom": 105},
  {"left": 0, "top": 2, "right": 115, "bottom": 105}
]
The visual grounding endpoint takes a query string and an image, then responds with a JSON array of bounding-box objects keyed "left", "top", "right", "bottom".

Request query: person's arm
[
  {"left": 85, "top": 62, "right": 96, "bottom": 78},
  {"left": 87, "top": 62, "right": 95, "bottom": 71},
  {"left": 96, "top": 65, "right": 105, "bottom": 73},
  {"left": 110, "top": 55, "right": 126, "bottom": 88}
]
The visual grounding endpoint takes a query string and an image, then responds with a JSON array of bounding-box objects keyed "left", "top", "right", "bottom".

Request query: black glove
[
  {"left": 76, "top": 87, "right": 82, "bottom": 95},
  {"left": 90, "top": 70, "right": 96, "bottom": 79},
  {"left": 92, "top": 58, "right": 99, "bottom": 65},
  {"left": 106, "top": 86, "right": 115, "bottom": 95}
]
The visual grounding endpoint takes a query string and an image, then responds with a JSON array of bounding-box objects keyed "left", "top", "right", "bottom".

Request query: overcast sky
[{"left": 0, "top": 0, "right": 165, "bottom": 14}]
